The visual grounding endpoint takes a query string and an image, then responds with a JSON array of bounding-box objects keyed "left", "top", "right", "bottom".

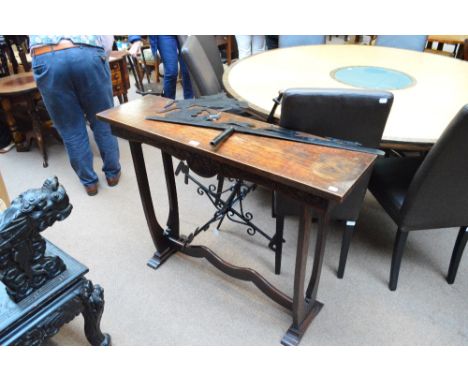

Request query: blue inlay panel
[{"left": 331, "top": 66, "right": 415, "bottom": 90}]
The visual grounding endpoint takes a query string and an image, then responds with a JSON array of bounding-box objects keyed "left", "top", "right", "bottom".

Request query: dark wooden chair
[
  {"left": 2, "top": 35, "right": 31, "bottom": 73},
  {"left": 367, "top": 105, "right": 468, "bottom": 290},
  {"left": 126, "top": 49, "right": 163, "bottom": 96},
  {"left": 272, "top": 88, "right": 394, "bottom": 275}
]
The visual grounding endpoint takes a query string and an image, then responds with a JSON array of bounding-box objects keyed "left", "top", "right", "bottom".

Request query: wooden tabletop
[
  {"left": 0, "top": 72, "right": 37, "bottom": 96},
  {"left": 223, "top": 44, "right": 468, "bottom": 145},
  {"left": 97, "top": 96, "right": 378, "bottom": 203},
  {"left": 428, "top": 35, "right": 468, "bottom": 45}
]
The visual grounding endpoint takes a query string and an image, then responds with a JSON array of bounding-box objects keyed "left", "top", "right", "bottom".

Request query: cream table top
[{"left": 223, "top": 44, "right": 468, "bottom": 146}]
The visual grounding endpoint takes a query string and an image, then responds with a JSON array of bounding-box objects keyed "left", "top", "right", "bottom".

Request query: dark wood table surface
[{"left": 97, "top": 95, "right": 378, "bottom": 345}]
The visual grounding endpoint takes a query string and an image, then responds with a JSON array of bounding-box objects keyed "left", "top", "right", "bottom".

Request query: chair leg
[
  {"left": 274, "top": 215, "right": 285, "bottom": 275},
  {"left": 389, "top": 228, "right": 409, "bottom": 291},
  {"left": 337, "top": 220, "right": 356, "bottom": 279},
  {"left": 447, "top": 226, "right": 468, "bottom": 284}
]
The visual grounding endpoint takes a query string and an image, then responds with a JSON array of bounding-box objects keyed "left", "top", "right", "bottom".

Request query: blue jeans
[
  {"left": 151, "top": 36, "right": 193, "bottom": 99},
  {"left": 32, "top": 45, "right": 120, "bottom": 186}
]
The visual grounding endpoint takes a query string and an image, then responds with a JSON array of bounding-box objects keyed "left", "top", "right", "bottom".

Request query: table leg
[
  {"left": 282, "top": 201, "right": 332, "bottom": 346},
  {"left": 27, "top": 94, "right": 48, "bottom": 167},
  {"left": 129, "top": 142, "right": 178, "bottom": 268},
  {"left": 0, "top": 97, "right": 29, "bottom": 151}
]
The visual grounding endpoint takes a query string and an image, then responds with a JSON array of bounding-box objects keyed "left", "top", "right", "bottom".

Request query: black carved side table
[{"left": 0, "top": 177, "right": 110, "bottom": 346}]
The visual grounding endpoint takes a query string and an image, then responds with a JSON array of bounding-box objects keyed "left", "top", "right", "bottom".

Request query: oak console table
[{"left": 97, "top": 96, "right": 378, "bottom": 345}]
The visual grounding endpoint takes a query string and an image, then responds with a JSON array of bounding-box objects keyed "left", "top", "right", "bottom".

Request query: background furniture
[
  {"left": 367, "top": 105, "right": 468, "bottom": 290},
  {"left": 126, "top": 51, "right": 163, "bottom": 97},
  {"left": 0, "top": 72, "right": 51, "bottom": 167},
  {"left": 273, "top": 88, "right": 393, "bottom": 276},
  {"left": 215, "top": 35, "right": 233, "bottom": 65},
  {"left": 374, "top": 35, "right": 428, "bottom": 52},
  {"left": 97, "top": 95, "right": 379, "bottom": 345},
  {"left": 0, "top": 36, "right": 11, "bottom": 77},
  {"left": 279, "top": 35, "right": 326, "bottom": 48},
  {"left": 0, "top": 178, "right": 110, "bottom": 345},
  {"left": 223, "top": 44, "right": 468, "bottom": 150},
  {"left": 0, "top": 36, "right": 30, "bottom": 75},
  {"left": 0, "top": 170, "right": 8, "bottom": 210},
  {"left": 109, "top": 51, "right": 131, "bottom": 104},
  {"left": 181, "top": 35, "right": 223, "bottom": 97},
  {"left": 426, "top": 35, "right": 468, "bottom": 58}
]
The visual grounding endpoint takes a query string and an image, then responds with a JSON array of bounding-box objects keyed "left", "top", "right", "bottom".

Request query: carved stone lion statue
[{"left": 0, "top": 177, "right": 73, "bottom": 302}]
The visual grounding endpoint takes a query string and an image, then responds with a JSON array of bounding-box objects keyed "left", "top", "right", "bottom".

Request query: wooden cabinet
[{"left": 109, "top": 51, "right": 130, "bottom": 104}]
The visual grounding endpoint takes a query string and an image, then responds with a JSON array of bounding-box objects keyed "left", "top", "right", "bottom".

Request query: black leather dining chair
[
  {"left": 273, "top": 88, "right": 394, "bottom": 275},
  {"left": 195, "top": 35, "right": 225, "bottom": 86},
  {"left": 366, "top": 105, "right": 468, "bottom": 290},
  {"left": 180, "top": 35, "right": 223, "bottom": 97},
  {"left": 278, "top": 35, "right": 326, "bottom": 48},
  {"left": 375, "top": 35, "right": 428, "bottom": 52}
]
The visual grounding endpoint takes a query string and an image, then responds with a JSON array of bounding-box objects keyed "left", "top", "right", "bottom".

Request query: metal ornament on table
[{"left": 146, "top": 92, "right": 384, "bottom": 155}]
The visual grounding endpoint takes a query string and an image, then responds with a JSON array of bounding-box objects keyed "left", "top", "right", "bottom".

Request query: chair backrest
[
  {"left": 278, "top": 88, "right": 393, "bottom": 220},
  {"left": 375, "top": 35, "right": 428, "bottom": 52},
  {"left": 194, "top": 35, "right": 224, "bottom": 86},
  {"left": 278, "top": 35, "right": 326, "bottom": 48},
  {"left": 464, "top": 38, "right": 468, "bottom": 61},
  {"left": 181, "top": 35, "right": 223, "bottom": 97},
  {"left": 279, "top": 88, "right": 394, "bottom": 147},
  {"left": 400, "top": 105, "right": 468, "bottom": 229}
]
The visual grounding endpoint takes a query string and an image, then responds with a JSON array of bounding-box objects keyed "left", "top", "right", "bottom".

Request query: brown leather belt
[{"left": 31, "top": 40, "right": 77, "bottom": 57}]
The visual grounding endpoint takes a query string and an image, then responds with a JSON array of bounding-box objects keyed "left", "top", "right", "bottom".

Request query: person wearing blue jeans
[
  {"left": 128, "top": 35, "right": 193, "bottom": 99},
  {"left": 30, "top": 36, "right": 121, "bottom": 196}
]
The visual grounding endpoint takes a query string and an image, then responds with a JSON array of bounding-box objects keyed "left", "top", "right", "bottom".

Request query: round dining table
[{"left": 223, "top": 44, "right": 468, "bottom": 149}]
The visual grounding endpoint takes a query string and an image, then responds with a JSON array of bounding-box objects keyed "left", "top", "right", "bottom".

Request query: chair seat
[{"left": 369, "top": 156, "right": 423, "bottom": 224}]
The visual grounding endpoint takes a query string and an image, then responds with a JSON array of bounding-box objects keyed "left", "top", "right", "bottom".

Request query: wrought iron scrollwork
[{"left": 174, "top": 161, "right": 279, "bottom": 248}]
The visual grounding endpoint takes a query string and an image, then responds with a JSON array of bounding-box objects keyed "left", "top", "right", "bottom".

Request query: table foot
[
  {"left": 147, "top": 247, "right": 177, "bottom": 269},
  {"left": 281, "top": 300, "right": 323, "bottom": 346}
]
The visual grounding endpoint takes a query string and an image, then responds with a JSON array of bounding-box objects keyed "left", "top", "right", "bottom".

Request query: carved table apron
[{"left": 97, "top": 96, "right": 377, "bottom": 345}]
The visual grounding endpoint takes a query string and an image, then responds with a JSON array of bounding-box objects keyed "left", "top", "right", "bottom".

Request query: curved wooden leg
[
  {"left": 129, "top": 142, "right": 177, "bottom": 269},
  {"left": 282, "top": 202, "right": 332, "bottom": 346}
]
